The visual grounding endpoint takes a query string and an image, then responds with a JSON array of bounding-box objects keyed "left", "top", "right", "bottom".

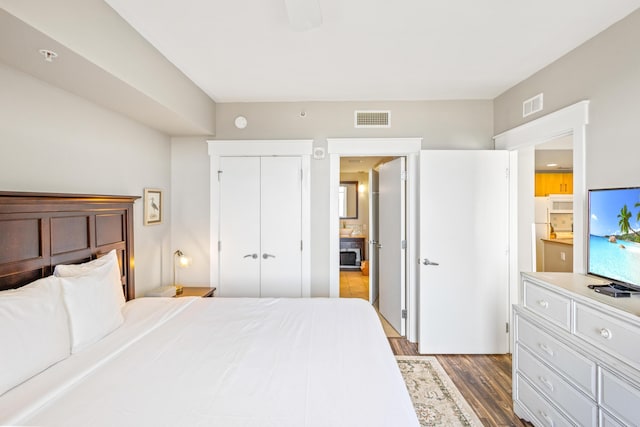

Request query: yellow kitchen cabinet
[
  {"left": 561, "top": 173, "right": 573, "bottom": 194},
  {"left": 535, "top": 172, "right": 573, "bottom": 196}
]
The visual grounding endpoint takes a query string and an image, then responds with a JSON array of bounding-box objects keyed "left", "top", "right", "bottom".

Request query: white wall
[
  {"left": 494, "top": 9, "right": 640, "bottom": 191},
  {"left": 0, "top": 63, "right": 172, "bottom": 297},
  {"left": 0, "top": 1, "right": 216, "bottom": 135},
  {"left": 171, "top": 100, "right": 494, "bottom": 296},
  {"left": 170, "top": 137, "right": 211, "bottom": 285}
]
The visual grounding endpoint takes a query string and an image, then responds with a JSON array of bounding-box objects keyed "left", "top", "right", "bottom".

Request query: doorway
[
  {"left": 338, "top": 157, "right": 382, "bottom": 302},
  {"left": 338, "top": 155, "right": 403, "bottom": 336},
  {"left": 533, "top": 135, "right": 574, "bottom": 273},
  {"left": 328, "top": 138, "right": 421, "bottom": 342}
]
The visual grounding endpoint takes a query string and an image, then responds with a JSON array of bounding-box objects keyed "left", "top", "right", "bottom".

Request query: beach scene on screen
[{"left": 589, "top": 187, "right": 640, "bottom": 285}]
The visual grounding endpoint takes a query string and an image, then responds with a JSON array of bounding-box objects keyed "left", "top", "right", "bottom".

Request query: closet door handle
[
  {"left": 262, "top": 253, "right": 276, "bottom": 259},
  {"left": 243, "top": 254, "right": 258, "bottom": 259}
]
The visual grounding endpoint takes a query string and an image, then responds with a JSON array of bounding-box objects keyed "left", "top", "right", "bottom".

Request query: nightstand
[{"left": 175, "top": 287, "right": 216, "bottom": 298}]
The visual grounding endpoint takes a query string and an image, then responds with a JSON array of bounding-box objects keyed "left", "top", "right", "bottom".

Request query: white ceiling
[
  {"left": 104, "top": 0, "right": 640, "bottom": 102},
  {"left": 535, "top": 135, "right": 573, "bottom": 171}
]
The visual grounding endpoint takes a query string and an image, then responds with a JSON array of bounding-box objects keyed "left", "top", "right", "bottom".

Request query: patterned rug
[{"left": 396, "top": 356, "right": 483, "bottom": 426}]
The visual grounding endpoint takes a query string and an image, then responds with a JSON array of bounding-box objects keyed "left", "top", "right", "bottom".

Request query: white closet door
[
  {"left": 219, "top": 157, "right": 261, "bottom": 297},
  {"left": 260, "top": 157, "right": 302, "bottom": 297}
]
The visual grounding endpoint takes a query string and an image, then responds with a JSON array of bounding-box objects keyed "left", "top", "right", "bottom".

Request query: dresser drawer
[
  {"left": 600, "top": 368, "right": 640, "bottom": 426},
  {"left": 516, "top": 345, "right": 597, "bottom": 426},
  {"left": 523, "top": 280, "right": 571, "bottom": 330},
  {"left": 599, "top": 409, "right": 627, "bottom": 427},
  {"left": 515, "top": 374, "right": 573, "bottom": 427},
  {"left": 516, "top": 314, "right": 597, "bottom": 396},
  {"left": 574, "top": 302, "right": 640, "bottom": 370}
]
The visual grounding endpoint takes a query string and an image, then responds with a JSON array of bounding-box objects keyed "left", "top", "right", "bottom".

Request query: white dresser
[{"left": 513, "top": 272, "right": 640, "bottom": 427}]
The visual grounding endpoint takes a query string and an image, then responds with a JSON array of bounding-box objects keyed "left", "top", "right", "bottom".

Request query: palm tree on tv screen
[{"left": 617, "top": 203, "right": 640, "bottom": 239}]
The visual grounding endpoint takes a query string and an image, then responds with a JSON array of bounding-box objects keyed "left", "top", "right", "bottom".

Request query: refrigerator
[{"left": 533, "top": 197, "right": 550, "bottom": 271}]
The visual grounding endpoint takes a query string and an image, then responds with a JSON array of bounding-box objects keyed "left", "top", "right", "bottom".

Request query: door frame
[
  {"left": 327, "top": 137, "right": 422, "bottom": 342},
  {"left": 494, "top": 101, "right": 588, "bottom": 348},
  {"left": 207, "top": 140, "right": 313, "bottom": 297},
  {"left": 368, "top": 168, "right": 379, "bottom": 305}
]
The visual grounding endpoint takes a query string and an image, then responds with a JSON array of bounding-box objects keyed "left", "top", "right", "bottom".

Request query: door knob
[
  {"left": 376, "top": 243, "right": 383, "bottom": 249},
  {"left": 262, "top": 253, "right": 276, "bottom": 259},
  {"left": 422, "top": 258, "right": 439, "bottom": 266},
  {"left": 243, "top": 254, "right": 258, "bottom": 259}
]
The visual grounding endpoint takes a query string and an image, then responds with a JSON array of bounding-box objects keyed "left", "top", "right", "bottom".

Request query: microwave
[{"left": 548, "top": 194, "right": 573, "bottom": 213}]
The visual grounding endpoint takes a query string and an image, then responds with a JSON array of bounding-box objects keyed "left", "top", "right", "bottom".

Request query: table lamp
[{"left": 173, "top": 249, "right": 190, "bottom": 295}]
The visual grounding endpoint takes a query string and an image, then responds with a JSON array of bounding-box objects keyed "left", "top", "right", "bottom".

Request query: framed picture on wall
[{"left": 143, "top": 188, "right": 162, "bottom": 225}]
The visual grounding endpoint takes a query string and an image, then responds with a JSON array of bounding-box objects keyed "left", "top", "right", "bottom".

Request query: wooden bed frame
[{"left": 0, "top": 192, "right": 138, "bottom": 300}]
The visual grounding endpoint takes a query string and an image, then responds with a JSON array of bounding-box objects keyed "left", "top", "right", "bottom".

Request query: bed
[{"left": 0, "top": 192, "right": 419, "bottom": 427}]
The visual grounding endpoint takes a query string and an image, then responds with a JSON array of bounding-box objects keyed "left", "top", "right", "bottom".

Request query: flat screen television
[{"left": 588, "top": 187, "right": 640, "bottom": 295}]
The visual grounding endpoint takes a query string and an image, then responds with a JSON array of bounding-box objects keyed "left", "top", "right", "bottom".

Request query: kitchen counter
[
  {"left": 541, "top": 238, "right": 573, "bottom": 272},
  {"left": 540, "top": 238, "right": 573, "bottom": 246}
]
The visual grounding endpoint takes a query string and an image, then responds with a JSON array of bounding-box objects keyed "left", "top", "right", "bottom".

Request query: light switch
[{"left": 560, "top": 252, "right": 566, "bottom": 261}]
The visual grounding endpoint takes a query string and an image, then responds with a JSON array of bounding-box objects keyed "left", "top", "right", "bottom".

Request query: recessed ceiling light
[
  {"left": 39, "top": 49, "right": 58, "bottom": 63},
  {"left": 546, "top": 163, "right": 558, "bottom": 167}
]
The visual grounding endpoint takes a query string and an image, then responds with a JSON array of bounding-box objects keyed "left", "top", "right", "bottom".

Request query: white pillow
[
  {"left": 60, "top": 263, "right": 125, "bottom": 353},
  {"left": 0, "top": 276, "right": 71, "bottom": 396},
  {"left": 54, "top": 249, "right": 126, "bottom": 308}
]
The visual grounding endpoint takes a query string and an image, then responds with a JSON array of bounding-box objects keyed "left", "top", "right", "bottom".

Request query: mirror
[{"left": 339, "top": 181, "right": 358, "bottom": 219}]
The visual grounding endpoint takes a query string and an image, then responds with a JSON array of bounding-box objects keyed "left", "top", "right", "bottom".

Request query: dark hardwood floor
[{"left": 389, "top": 337, "right": 531, "bottom": 427}]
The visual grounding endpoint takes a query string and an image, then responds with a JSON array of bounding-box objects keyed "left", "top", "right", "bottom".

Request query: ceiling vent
[
  {"left": 522, "top": 93, "right": 544, "bottom": 118},
  {"left": 355, "top": 110, "right": 391, "bottom": 128}
]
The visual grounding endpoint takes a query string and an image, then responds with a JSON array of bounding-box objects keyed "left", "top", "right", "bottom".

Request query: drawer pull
[
  {"left": 537, "top": 300, "right": 549, "bottom": 309},
  {"left": 538, "top": 376, "right": 555, "bottom": 392},
  {"left": 599, "top": 328, "right": 613, "bottom": 339},
  {"left": 538, "top": 343, "right": 555, "bottom": 357},
  {"left": 538, "top": 410, "right": 555, "bottom": 427}
]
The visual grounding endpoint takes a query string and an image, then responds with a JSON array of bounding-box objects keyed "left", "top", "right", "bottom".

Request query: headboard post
[{"left": 0, "top": 192, "right": 139, "bottom": 299}]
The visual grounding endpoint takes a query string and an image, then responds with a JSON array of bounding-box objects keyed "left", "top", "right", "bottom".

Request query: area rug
[{"left": 396, "top": 356, "right": 483, "bottom": 426}]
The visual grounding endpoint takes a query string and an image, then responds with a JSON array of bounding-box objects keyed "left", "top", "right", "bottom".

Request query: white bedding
[{"left": 1, "top": 297, "right": 418, "bottom": 427}]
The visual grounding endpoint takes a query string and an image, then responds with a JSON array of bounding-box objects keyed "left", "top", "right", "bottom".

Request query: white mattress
[{"left": 1, "top": 297, "right": 418, "bottom": 427}]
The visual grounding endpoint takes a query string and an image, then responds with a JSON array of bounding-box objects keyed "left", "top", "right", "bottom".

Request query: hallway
[{"left": 340, "top": 270, "right": 400, "bottom": 338}]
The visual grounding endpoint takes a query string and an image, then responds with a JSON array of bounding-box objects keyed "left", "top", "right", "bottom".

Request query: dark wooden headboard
[{"left": 0, "top": 192, "right": 139, "bottom": 300}]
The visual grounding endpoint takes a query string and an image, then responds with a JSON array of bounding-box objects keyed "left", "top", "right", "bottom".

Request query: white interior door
[
  {"left": 219, "top": 157, "right": 261, "bottom": 297},
  {"left": 378, "top": 157, "right": 406, "bottom": 335},
  {"left": 260, "top": 157, "right": 302, "bottom": 297},
  {"left": 418, "top": 150, "right": 509, "bottom": 354},
  {"left": 368, "top": 168, "right": 379, "bottom": 304}
]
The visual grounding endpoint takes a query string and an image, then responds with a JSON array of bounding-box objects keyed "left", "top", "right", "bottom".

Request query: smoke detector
[{"left": 39, "top": 49, "right": 58, "bottom": 63}]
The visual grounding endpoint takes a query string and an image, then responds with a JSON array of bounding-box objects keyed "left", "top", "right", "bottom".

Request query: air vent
[
  {"left": 355, "top": 110, "right": 391, "bottom": 128},
  {"left": 523, "top": 93, "right": 544, "bottom": 118}
]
